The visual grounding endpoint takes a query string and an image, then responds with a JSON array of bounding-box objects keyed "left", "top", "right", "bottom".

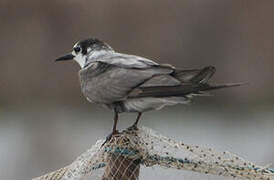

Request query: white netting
[{"left": 33, "top": 127, "right": 274, "bottom": 180}]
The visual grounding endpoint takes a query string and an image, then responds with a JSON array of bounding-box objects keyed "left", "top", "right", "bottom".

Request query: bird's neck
[
  {"left": 88, "top": 49, "right": 114, "bottom": 59},
  {"left": 82, "top": 49, "right": 114, "bottom": 69}
]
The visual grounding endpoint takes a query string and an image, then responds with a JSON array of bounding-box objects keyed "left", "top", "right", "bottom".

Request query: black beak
[{"left": 55, "top": 53, "right": 75, "bottom": 62}]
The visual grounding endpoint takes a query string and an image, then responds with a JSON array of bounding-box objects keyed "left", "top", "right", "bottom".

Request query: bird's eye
[{"left": 73, "top": 46, "right": 81, "bottom": 53}]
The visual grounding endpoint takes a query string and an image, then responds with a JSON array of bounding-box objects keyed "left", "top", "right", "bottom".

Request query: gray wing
[
  {"left": 79, "top": 62, "right": 174, "bottom": 104},
  {"left": 121, "top": 65, "right": 244, "bottom": 113}
]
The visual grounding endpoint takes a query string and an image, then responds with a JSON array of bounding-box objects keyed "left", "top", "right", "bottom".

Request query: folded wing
[
  {"left": 129, "top": 66, "right": 243, "bottom": 98},
  {"left": 79, "top": 62, "right": 174, "bottom": 104}
]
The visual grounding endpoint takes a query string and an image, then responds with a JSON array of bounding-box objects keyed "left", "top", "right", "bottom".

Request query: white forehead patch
[{"left": 73, "top": 42, "right": 79, "bottom": 48}]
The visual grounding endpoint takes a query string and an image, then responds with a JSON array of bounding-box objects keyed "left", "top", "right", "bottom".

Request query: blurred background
[{"left": 0, "top": 0, "right": 273, "bottom": 179}]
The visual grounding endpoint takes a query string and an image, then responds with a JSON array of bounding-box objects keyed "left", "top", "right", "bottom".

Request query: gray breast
[{"left": 79, "top": 62, "right": 113, "bottom": 104}]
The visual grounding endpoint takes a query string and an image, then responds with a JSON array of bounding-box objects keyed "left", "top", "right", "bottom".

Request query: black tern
[{"left": 56, "top": 38, "right": 243, "bottom": 138}]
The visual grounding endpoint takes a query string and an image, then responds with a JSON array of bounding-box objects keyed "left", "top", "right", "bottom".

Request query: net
[{"left": 33, "top": 126, "right": 274, "bottom": 180}]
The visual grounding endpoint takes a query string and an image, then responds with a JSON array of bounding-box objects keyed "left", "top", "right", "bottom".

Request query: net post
[
  {"left": 32, "top": 126, "right": 274, "bottom": 180},
  {"left": 102, "top": 153, "right": 140, "bottom": 180},
  {"left": 102, "top": 128, "right": 141, "bottom": 180}
]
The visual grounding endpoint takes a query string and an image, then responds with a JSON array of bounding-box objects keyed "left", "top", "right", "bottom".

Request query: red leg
[{"left": 101, "top": 111, "right": 119, "bottom": 147}]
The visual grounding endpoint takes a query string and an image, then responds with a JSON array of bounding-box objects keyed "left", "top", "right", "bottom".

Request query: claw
[
  {"left": 101, "top": 130, "right": 119, "bottom": 147},
  {"left": 127, "top": 124, "right": 138, "bottom": 131}
]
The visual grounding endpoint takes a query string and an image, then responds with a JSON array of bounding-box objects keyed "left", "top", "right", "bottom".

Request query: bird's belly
[
  {"left": 121, "top": 97, "right": 190, "bottom": 113},
  {"left": 81, "top": 83, "right": 110, "bottom": 104}
]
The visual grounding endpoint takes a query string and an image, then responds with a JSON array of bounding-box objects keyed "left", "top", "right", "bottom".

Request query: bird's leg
[
  {"left": 128, "top": 112, "right": 142, "bottom": 130},
  {"left": 102, "top": 111, "right": 119, "bottom": 147},
  {"left": 133, "top": 112, "right": 142, "bottom": 127},
  {"left": 112, "top": 111, "right": 119, "bottom": 134}
]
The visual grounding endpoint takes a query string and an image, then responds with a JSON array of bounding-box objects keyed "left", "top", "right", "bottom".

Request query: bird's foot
[
  {"left": 101, "top": 130, "right": 119, "bottom": 147},
  {"left": 127, "top": 123, "right": 139, "bottom": 131}
]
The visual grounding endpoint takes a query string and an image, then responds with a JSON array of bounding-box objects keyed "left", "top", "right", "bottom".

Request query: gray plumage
[
  {"left": 78, "top": 52, "right": 241, "bottom": 113},
  {"left": 79, "top": 62, "right": 183, "bottom": 112}
]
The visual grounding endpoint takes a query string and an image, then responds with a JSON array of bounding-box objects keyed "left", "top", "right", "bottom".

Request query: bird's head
[{"left": 55, "top": 38, "right": 113, "bottom": 68}]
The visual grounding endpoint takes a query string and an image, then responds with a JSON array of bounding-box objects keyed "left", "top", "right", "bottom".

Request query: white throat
[{"left": 72, "top": 51, "right": 86, "bottom": 68}]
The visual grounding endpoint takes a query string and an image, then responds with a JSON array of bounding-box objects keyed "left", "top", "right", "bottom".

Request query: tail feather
[
  {"left": 203, "top": 82, "right": 246, "bottom": 91},
  {"left": 190, "top": 66, "right": 216, "bottom": 83}
]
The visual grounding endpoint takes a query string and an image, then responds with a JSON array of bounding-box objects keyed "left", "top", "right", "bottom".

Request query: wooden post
[
  {"left": 102, "top": 128, "right": 141, "bottom": 180},
  {"left": 102, "top": 153, "right": 140, "bottom": 180}
]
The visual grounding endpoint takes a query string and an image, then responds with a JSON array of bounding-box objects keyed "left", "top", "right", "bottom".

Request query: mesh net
[{"left": 33, "top": 126, "right": 274, "bottom": 180}]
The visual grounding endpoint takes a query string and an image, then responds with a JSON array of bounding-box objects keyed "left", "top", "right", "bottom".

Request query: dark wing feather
[
  {"left": 129, "top": 66, "right": 243, "bottom": 98},
  {"left": 129, "top": 83, "right": 243, "bottom": 98},
  {"left": 173, "top": 66, "right": 216, "bottom": 83}
]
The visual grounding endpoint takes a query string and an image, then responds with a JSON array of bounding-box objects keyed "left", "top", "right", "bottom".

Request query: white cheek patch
[{"left": 72, "top": 51, "right": 86, "bottom": 68}]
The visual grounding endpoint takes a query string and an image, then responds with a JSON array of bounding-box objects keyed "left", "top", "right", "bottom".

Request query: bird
[{"left": 56, "top": 38, "right": 243, "bottom": 139}]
